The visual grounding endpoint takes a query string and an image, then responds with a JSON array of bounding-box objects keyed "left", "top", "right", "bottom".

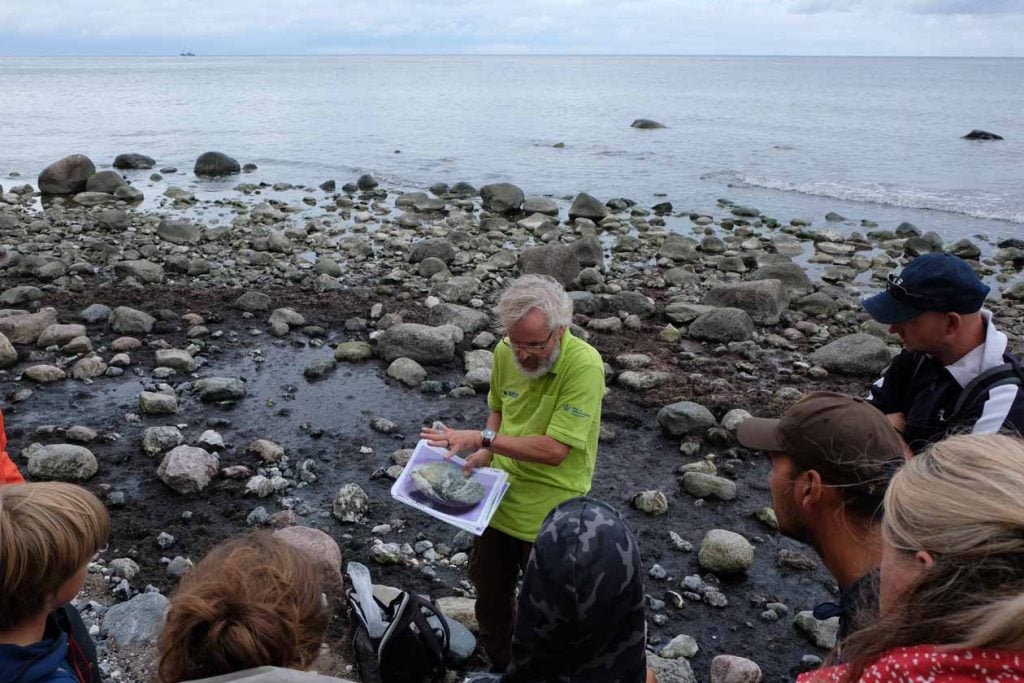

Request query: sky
[{"left": 0, "top": 0, "right": 1022, "bottom": 57}]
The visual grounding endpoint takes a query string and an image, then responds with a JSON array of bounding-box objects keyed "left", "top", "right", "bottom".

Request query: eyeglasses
[
  {"left": 502, "top": 330, "right": 555, "bottom": 355},
  {"left": 886, "top": 273, "right": 942, "bottom": 308}
]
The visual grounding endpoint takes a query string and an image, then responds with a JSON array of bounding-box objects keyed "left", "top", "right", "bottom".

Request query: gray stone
[
  {"left": 72, "top": 356, "right": 107, "bottom": 380},
  {"left": 664, "top": 268, "right": 700, "bottom": 288},
  {"left": 109, "top": 306, "right": 155, "bottom": 335},
  {"left": 752, "top": 263, "right": 812, "bottom": 295},
  {"left": 333, "top": 483, "right": 370, "bottom": 523},
  {"left": 660, "top": 234, "right": 698, "bottom": 262},
  {"left": 427, "top": 304, "right": 490, "bottom": 334},
  {"left": 102, "top": 592, "right": 169, "bottom": 647},
  {"left": 139, "top": 391, "right": 178, "bottom": 415},
  {"left": 608, "top": 291, "right": 655, "bottom": 316},
  {"left": 193, "top": 377, "right": 246, "bottom": 402},
  {"left": 387, "top": 357, "right": 428, "bottom": 387},
  {"left": 631, "top": 118, "right": 666, "bottom": 129},
  {"left": 86, "top": 170, "right": 128, "bottom": 194},
  {"left": 632, "top": 490, "right": 669, "bottom": 516},
  {"left": 698, "top": 529, "right": 755, "bottom": 575},
  {"left": 689, "top": 308, "right": 754, "bottom": 342},
  {"left": 0, "top": 286, "right": 43, "bottom": 306},
  {"left": 113, "top": 153, "right": 156, "bottom": 170},
  {"left": 809, "top": 333, "right": 893, "bottom": 376},
  {"left": 248, "top": 439, "right": 285, "bottom": 463},
  {"left": 378, "top": 323, "right": 459, "bottom": 365},
  {"left": 194, "top": 151, "right": 241, "bottom": 177},
  {"left": 234, "top": 291, "right": 272, "bottom": 312},
  {"left": 710, "top": 655, "right": 762, "bottom": 683},
  {"left": 24, "top": 443, "right": 98, "bottom": 481},
  {"left": 618, "top": 370, "right": 672, "bottom": 391},
  {"left": 157, "top": 218, "right": 202, "bottom": 244},
  {"left": 682, "top": 472, "right": 737, "bottom": 501},
  {"left": 79, "top": 304, "right": 111, "bottom": 324},
  {"left": 665, "top": 302, "right": 713, "bottom": 325},
  {"left": 569, "top": 192, "right": 609, "bottom": 222},
  {"left": 38, "top": 154, "right": 96, "bottom": 195},
  {"left": 0, "top": 308, "right": 58, "bottom": 344},
  {"left": 795, "top": 292, "right": 837, "bottom": 318},
  {"left": 142, "top": 426, "right": 184, "bottom": 455},
  {"left": 660, "top": 634, "right": 699, "bottom": 659},
  {"left": 794, "top": 611, "right": 840, "bottom": 650},
  {"left": 658, "top": 401, "right": 717, "bottom": 437},
  {"left": 519, "top": 244, "right": 580, "bottom": 288},
  {"left": 109, "top": 558, "right": 141, "bottom": 580},
  {"left": 157, "top": 445, "right": 219, "bottom": 494},
  {"left": 23, "top": 365, "right": 66, "bottom": 383},
  {"left": 648, "top": 653, "right": 697, "bottom": 683},
  {"left": 705, "top": 280, "right": 789, "bottom": 326},
  {"left": 572, "top": 235, "right": 604, "bottom": 269},
  {"left": 480, "top": 183, "right": 524, "bottom": 213},
  {"left": 408, "top": 238, "right": 456, "bottom": 264},
  {"left": 335, "top": 341, "right": 374, "bottom": 362},
  {"left": 114, "top": 260, "right": 164, "bottom": 284},
  {"left": 269, "top": 308, "right": 305, "bottom": 328},
  {"left": 522, "top": 196, "right": 558, "bottom": 216},
  {"left": 303, "top": 356, "right": 337, "bottom": 380},
  {"left": 155, "top": 349, "right": 196, "bottom": 372},
  {"left": 431, "top": 275, "right": 479, "bottom": 303},
  {"left": 357, "top": 174, "right": 378, "bottom": 190}
]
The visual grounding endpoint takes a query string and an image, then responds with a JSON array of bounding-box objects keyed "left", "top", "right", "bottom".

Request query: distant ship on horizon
[{"left": 180, "top": 51, "right": 196, "bottom": 56}]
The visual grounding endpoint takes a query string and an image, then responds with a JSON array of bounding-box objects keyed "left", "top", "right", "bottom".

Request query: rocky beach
[{"left": 2, "top": 152, "right": 1024, "bottom": 682}]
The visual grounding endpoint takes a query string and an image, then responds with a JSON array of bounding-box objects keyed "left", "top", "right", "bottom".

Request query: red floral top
[{"left": 798, "top": 646, "right": 1024, "bottom": 682}]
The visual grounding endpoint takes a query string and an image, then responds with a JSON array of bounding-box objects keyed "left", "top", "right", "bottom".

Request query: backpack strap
[
  {"left": 950, "top": 362, "right": 1024, "bottom": 421},
  {"left": 379, "top": 593, "right": 450, "bottom": 682}
]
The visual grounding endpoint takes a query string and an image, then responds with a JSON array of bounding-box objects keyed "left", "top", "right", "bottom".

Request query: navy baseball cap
[{"left": 862, "top": 253, "right": 989, "bottom": 325}]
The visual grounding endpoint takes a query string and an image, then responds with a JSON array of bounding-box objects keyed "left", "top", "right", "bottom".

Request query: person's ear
[
  {"left": 793, "top": 469, "right": 824, "bottom": 511},
  {"left": 946, "top": 312, "right": 961, "bottom": 335},
  {"left": 914, "top": 550, "right": 935, "bottom": 571}
]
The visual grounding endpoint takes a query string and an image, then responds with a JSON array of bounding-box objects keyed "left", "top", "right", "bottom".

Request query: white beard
[{"left": 513, "top": 343, "right": 561, "bottom": 380}]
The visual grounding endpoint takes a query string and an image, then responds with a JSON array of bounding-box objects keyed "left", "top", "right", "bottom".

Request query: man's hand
[
  {"left": 419, "top": 425, "right": 482, "bottom": 458},
  {"left": 463, "top": 449, "right": 493, "bottom": 476}
]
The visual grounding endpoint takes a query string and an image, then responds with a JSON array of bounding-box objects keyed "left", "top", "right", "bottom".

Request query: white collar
[{"left": 945, "top": 309, "right": 1007, "bottom": 388}]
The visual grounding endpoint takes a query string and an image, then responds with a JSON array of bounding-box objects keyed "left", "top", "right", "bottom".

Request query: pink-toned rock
[
  {"left": 0, "top": 308, "right": 58, "bottom": 344},
  {"left": 274, "top": 526, "right": 344, "bottom": 604},
  {"left": 710, "top": 655, "right": 762, "bottom": 683}
]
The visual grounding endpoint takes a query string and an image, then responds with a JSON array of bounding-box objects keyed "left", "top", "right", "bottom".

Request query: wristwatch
[{"left": 481, "top": 429, "right": 496, "bottom": 448}]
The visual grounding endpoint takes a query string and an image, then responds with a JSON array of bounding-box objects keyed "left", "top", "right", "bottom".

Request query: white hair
[{"left": 497, "top": 274, "right": 572, "bottom": 332}]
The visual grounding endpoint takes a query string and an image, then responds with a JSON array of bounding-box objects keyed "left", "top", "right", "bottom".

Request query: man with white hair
[{"left": 420, "top": 274, "right": 605, "bottom": 672}]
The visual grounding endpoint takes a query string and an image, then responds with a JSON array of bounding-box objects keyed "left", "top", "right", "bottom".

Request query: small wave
[{"left": 701, "top": 170, "right": 1024, "bottom": 225}]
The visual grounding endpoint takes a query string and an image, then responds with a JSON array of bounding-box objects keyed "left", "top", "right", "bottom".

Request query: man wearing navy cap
[{"left": 863, "top": 253, "right": 1024, "bottom": 453}]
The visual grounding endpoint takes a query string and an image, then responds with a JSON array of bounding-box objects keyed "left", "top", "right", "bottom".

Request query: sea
[{"left": 1, "top": 55, "right": 1022, "bottom": 242}]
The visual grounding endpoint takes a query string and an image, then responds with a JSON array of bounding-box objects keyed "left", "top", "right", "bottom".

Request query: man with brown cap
[{"left": 738, "top": 391, "right": 906, "bottom": 644}]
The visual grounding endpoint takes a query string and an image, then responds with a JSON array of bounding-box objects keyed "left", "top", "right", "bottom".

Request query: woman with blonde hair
[
  {"left": 158, "top": 532, "right": 351, "bottom": 683},
  {"left": 801, "top": 434, "right": 1024, "bottom": 682}
]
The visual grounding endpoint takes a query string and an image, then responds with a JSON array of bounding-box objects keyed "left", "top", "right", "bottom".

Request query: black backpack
[{"left": 346, "top": 562, "right": 450, "bottom": 683}]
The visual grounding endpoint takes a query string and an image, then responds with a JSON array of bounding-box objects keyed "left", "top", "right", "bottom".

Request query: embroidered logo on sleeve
[
  {"left": 562, "top": 403, "right": 591, "bottom": 419},
  {"left": 504, "top": 389, "right": 520, "bottom": 399}
]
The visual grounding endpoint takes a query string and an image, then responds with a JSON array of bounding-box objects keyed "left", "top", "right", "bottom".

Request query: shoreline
[{"left": 2, "top": 162, "right": 1023, "bottom": 682}]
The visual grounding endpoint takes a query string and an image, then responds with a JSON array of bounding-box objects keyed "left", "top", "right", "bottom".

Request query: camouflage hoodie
[{"left": 469, "top": 497, "right": 647, "bottom": 683}]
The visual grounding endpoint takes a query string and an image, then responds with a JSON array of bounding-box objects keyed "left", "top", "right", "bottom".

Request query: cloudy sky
[{"left": 0, "top": 0, "right": 1021, "bottom": 57}]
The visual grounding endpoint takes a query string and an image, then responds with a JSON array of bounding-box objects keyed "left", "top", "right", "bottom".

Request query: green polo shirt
[{"left": 486, "top": 330, "right": 605, "bottom": 542}]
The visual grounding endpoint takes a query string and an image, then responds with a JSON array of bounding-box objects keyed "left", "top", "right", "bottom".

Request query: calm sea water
[{"left": 1, "top": 55, "right": 1022, "bottom": 240}]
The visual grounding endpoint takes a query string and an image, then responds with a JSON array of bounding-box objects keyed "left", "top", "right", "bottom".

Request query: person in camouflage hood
[{"left": 466, "top": 497, "right": 648, "bottom": 683}]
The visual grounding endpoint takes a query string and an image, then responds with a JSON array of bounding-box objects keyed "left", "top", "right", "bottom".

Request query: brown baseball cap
[{"left": 737, "top": 391, "right": 905, "bottom": 495}]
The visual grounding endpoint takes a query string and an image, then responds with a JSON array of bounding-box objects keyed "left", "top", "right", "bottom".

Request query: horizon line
[{"left": 0, "top": 52, "right": 1019, "bottom": 59}]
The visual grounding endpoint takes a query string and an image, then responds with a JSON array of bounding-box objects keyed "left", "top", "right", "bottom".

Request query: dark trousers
[{"left": 469, "top": 526, "right": 534, "bottom": 671}]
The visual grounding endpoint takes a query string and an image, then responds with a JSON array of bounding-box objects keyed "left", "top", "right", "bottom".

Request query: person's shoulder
[
  {"left": 183, "top": 666, "right": 358, "bottom": 683},
  {"left": 564, "top": 333, "right": 604, "bottom": 367}
]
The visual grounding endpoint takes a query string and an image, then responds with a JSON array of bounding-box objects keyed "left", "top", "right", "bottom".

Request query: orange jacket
[{"left": 0, "top": 410, "right": 24, "bottom": 485}]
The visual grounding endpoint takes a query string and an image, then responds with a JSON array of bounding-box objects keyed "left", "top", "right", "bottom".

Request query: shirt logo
[
  {"left": 562, "top": 403, "right": 590, "bottom": 419},
  {"left": 504, "top": 389, "right": 520, "bottom": 399}
]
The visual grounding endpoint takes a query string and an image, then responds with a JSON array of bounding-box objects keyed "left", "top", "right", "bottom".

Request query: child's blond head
[{"left": 0, "top": 482, "right": 109, "bottom": 628}]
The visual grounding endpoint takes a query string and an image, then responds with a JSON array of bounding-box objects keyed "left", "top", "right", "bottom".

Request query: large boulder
[
  {"left": 113, "top": 153, "right": 156, "bottom": 170},
  {"left": 386, "top": 357, "right": 428, "bottom": 387},
  {"left": 962, "top": 129, "right": 1003, "bottom": 141},
  {"left": 37, "top": 323, "right": 87, "bottom": 348},
  {"left": 234, "top": 291, "right": 272, "bottom": 312},
  {"left": 0, "top": 308, "right": 59, "bottom": 344},
  {"left": 377, "top": 323, "right": 459, "bottom": 365},
  {"left": 192, "top": 377, "right": 246, "bottom": 402},
  {"left": 705, "top": 280, "right": 789, "bottom": 326},
  {"left": 24, "top": 443, "right": 98, "bottom": 481},
  {"left": 658, "top": 401, "right": 716, "bottom": 437},
  {"left": 710, "top": 655, "right": 762, "bottom": 683},
  {"left": 0, "top": 333, "right": 16, "bottom": 368},
  {"left": 751, "top": 262, "right": 812, "bottom": 295},
  {"left": 274, "top": 526, "right": 345, "bottom": 602},
  {"left": 102, "top": 592, "right": 169, "bottom": 647},
  {"left": 572, "top": 235, "right": 604, "bottom": 269},
  {"left": 809, "top": 333, "right": 894, "bottom": 376},
  {"left": 631, "top": 118, "right": 666, "bottom": 129},
  {"left": 157, "top": 218, "right": 202, "bottom": 244},
  {"left": 85, "top": 171, "right": 128, "bottom": 194},
  {"left": 142, "top": 426, "right": 185, "bottom": 456},
  {"left": 647, "top": 653, "right": 696, "bottom": 683},
  {"left": 38, "top": 154, "right": 96, "bottom": 195},
  {"left": 109, "top": 306, "right": 155, "bottom": 334},
  {"left": 519, "top": 244, "right": 580, "bottom": 288},
  {"left": 698, "top": 529, "right": 755, "bottom": 575},
  {"left": 689, "top": 308, "right": 754, "bottom": 342},
  {"left": 659, "top": 234, "right": 698, "bottom": 262},
  {"left": 157, "top": 445, "right": 219, "bottom": 494},
  {"left": 427, "top": 304, "right": 490, "bottom": 334},
  {"left": 480, "top": 183, "right": 524, "bottom": 214},
  {"left": 569, "top": 192, "right": 609, "bottom": 222},
  {"left": 114, "top": 260, "right": 164, "bottom": 284},
  {"left": 408, "top": 239, "right": 456, "bottom": 264},
  {"left": 194, "top": 151, "right": 241, "bottom": 177}
]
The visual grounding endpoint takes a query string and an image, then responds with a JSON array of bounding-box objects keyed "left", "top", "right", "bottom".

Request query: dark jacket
[
  {"left": 868, "top": 312, "right": 1024, "bottom": 452},
  {"left": 0, "top": 606, "right": 100, "bottom": 683}
]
